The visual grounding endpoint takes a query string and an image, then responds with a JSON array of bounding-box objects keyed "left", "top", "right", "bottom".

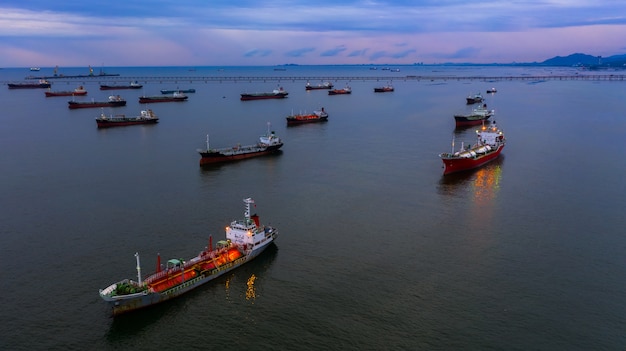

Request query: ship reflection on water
[{"left": 437, "top": 156, "right": 505, "bottom": 202}]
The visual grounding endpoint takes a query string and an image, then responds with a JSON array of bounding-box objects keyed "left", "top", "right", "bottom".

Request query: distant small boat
[
  {"left": 374, "top": 84, "right": 394, "bottom": 93},
  {"left": 139, "top": 91, "right": 188, "bottom": 103},
  {"left": 8, "top": 79, "right": 51, "bottom": 89},
  {"left": 100, "top": 81, "right": 143, "bottom": 90},
  {"left": 305, "top": 81, "right": 333, "bottom": 90},
  {"left": 240, "top": 87, "right": 288, "bottom": 101},
  {"left": 286, "top": 107, "right": 328, "bottom": 125},
  {"left": 68, "top": 95, "right": 126, "bottom": 109},
  {"left": 96, "top": 109, "right": 159, "bottom": 128},
  {"left": 45, "top": 86, "right": 87, "bottom": 97},
  {"left": 160, "top": 88, "right": 196, "bottom": 94},
  {"left": 30, "top": 67, "right": 40, "bottom": 71},
  {"left": 486, "top": 87, "right": 497, "bottom": 94},
  {"left": 328, "top": 86, "right": 351, "bottom": 95},
  {"left": 466, "top": 92, "right": 484, "bottom": 104}
]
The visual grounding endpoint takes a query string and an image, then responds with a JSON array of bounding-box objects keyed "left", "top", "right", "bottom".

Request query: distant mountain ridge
[{"left": 540, "top": 53, "right": 626, "bottom": 67}]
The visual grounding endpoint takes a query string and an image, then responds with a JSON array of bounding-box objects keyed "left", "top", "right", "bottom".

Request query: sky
[{"left": 2, "top": 1, "right": 626, "bottom": 67}]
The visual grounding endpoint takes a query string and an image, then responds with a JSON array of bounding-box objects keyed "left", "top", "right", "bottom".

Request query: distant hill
[{"left": 540, "top": 53, "right": 626, "bottom": 68}]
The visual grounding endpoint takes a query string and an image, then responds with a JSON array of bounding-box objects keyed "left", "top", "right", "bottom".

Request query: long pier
[{"left": 5, "top": 74, "right": 626, "bottom": 85}]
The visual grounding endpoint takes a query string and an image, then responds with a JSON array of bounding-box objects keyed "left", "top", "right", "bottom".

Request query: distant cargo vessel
[
  {"left": 100, "top": 81, "right": 143, "bottom": 90},
  {"left": 240, "top": 87, "right": 288, "bottom": 101},
  {"left": 286, "top": 107, "right": 328, "bottom": 125},
  {"left": 197, "top": 124, "right": 283, "bottom": 165},
  {"left": 96, "top": 109, "right": 159, "bottom": 128},
  {"left": 139, "top": 92, "right": 188, "bottom": 103},
  {"left": 45, "top": 86, "right": 87, "bottom": 97},
  {"left": 8, "top": 79, "right": 51, "bottom": 89},
  {"left": 68, "top": 95, "right": 126, "bottom": 109}
]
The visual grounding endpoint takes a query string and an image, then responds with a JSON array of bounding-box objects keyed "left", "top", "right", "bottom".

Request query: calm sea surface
[{"left": 1, "top": 65, "right": 625, "bottom": 350}]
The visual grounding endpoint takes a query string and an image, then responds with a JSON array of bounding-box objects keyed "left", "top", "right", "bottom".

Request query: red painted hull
[
  {"left": 286, "top": 117, "right": 328, "bottom": 125},
  {"left": 374, "top": 87, "right": 394, "bottom": 92},
  {"left": 96, "top": 119, "right": 158, "bottom": 128},
  {"left": 328, "top": 90, "right": 351, "bottom": 95},
  {"left": 200, "top": 150, "right": 280, "bottom": 165},
  {"left": 454, "top": 115, "right": 491, "bottom": 127},
  {"left": 441, "top": 144, "right": 504, "bottom": 175},
  {"left": 199, "top": 144, "right": 283, "bottom": 165}
]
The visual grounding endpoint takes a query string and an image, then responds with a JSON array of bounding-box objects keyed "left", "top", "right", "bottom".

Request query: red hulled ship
[
  {"left": 439, "top": 120, "right": 505, "bottom": 175},
  {"left": 286, "top": 107, "right": 328, "bottom": 125}
]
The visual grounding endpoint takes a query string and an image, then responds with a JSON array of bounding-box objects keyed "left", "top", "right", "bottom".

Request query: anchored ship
[
  {"left": 454, "top": 104, "right": 494, "bottom": 127},
  {"left": 99, "top": 198, "right": 278, "bottom": 316},
  {"left": 240, "top": 87, "right": 288, "bottom": 101},
  {"left": 68, "top": 95, "right": 126, "bottom": 109},
  {"left": 286, "top": 107, "right": 328, "bottom": 125},
  {"left": 197, "top": 123, "right": 283, "bottom": 165},
  {"left": 439, "top": 120, "right": 506, "bottom": 175},
  {"left": 139, "top": 91, "right": 188, "bottom": 103},
  {"left": 96, "top": 109, "right": 159, "bottom": 128}
]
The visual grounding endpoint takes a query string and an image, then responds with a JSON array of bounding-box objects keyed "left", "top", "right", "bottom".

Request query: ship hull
[
  {"left": 441, "top": 144, "right": 504, "bottom": 175},
  {"left": 139, "top": 97, "right": 188, "bottom": 103},
  {"left": 96, "top": 119, "right": 158, "bottom": 128},
  {"left": 100, "top": 85, "right": 142, "bottom": 90},
  {"left": 454, "top": 115, "right": 491, "bottom": 126},
  {"left": 240, "top": 94, "right": 288, "bottom": 101},
  {"left": 45, "top": 91, "right": 87, "bottom": 97},
  {"left": 160, "top": 89, "right": 196, "bottom": 94},
  {"left": 8, "top": 83, "right": 51, "bottom": 89},
  {"left": 101, "top": 243, "right": 273, "bottom": 316},
  {"left": 68, "top": 101, "right": 126, "bottom": 109},
  {"left": 286, "top": 116, "right": 328, "bottom": 125},
  {"left": 199, "top": 144, "right": 283, "bottom": 165},
  {"left": 305, "top": 85, "right": 333, "bottom": 90}
]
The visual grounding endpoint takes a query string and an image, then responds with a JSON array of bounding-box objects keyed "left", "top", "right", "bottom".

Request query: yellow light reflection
[{"left": 246, "top": 274, "right": 257, "bottom": 301}]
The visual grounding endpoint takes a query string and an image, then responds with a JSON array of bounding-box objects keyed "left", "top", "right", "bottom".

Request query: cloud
[
  {"left": 321, "top": 45, "right": 347, "bottom": 57},
  {"left": 244, "top": 49, "right": 272, "bottom": 57},
  {"left": 348, "top": 49, "right": 368, "bottom": 57},
  {"left": 285, "top": 47, "right": 315, "bottom": 57}
]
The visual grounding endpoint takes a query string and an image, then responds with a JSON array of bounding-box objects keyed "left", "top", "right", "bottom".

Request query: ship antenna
[
  {"left": 135, "top": 252, "right": 142, "bottom": 285},
  {"left": 451, "top": 135, "right": 455, "bottom": 154}
]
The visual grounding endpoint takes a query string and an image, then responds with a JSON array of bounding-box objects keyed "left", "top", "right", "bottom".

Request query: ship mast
[
  {"left": 135, "top": 252, "right": 142, "bottom": 285},
  {"left": 244, "top": 198, "right": 254, "bottom": 221}
]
